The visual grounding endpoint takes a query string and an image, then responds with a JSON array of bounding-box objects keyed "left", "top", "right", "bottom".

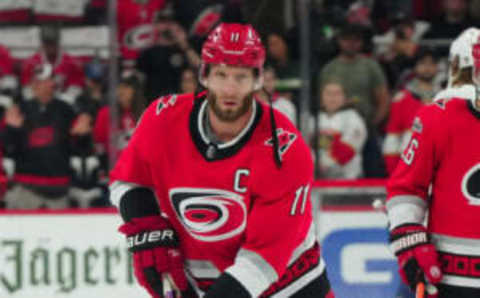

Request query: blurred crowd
[{"left": 0, "top": 0, "right": 479, "bottom": 209}]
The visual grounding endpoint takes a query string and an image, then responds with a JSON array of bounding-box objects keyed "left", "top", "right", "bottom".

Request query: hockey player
[
  {"left": 386, "top": 29, "right": 480, "bottom": 297},
  {"left": 433, "top": 27, "right": 480, "bottom": 102},
  {"left": 109, "top": 23, "right": 334, "bottom": 298}
]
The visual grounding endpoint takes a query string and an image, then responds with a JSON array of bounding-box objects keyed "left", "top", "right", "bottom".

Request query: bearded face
[
  {"left": 207, "top": 90, "right": 253, "bottom": 122},
  {"left": 204, "top": 64, "right": 257, "bottom": 122}
]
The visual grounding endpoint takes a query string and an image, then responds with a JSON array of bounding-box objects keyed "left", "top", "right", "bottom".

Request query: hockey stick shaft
[{"left": 416, "top": 281, "right": 425, "bottom": 298}]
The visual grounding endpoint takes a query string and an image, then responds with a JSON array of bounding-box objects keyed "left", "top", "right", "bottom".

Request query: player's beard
[{"left": 207, "top": 92, "right": 253, "bottom": 122}]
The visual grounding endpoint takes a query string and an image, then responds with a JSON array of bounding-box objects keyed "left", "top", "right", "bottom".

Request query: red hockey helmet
[{"left": 200, "top": 23, "right": 266, "bottom": 89}]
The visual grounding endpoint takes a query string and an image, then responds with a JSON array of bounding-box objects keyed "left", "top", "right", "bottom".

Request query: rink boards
[{"left": 0, "top": 180, "right": 407, "bottom": 298}]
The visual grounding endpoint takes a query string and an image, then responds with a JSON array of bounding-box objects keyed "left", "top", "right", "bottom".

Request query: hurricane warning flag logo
[
  {"left": 169, "top": 188, "right": 247, "bottom": 242},
  {"left": 265, "top": 128, "right": 297, "bottom": 157}
]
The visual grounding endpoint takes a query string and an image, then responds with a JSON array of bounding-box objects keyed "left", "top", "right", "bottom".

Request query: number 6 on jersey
[{"left": 401, "top": 138, "right": 419, "bottom": 165}]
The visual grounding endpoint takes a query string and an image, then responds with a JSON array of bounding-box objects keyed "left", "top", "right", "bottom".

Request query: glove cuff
[
  {"left": 390, "top": 223, "right": 430, "bottom": 256},
  {"left": 118, "top": 216, "right": 179, "bottom": 252}
]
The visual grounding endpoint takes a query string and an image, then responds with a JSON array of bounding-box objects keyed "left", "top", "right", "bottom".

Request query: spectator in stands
[
  {"left": 137, "top": 10, "right": 201, "bottom": 102},
  {"left": 423, "top": 0, "right": 476, "bottom": 51},
  {"left": 0, "top": 44, "right": 18, "bottom": 98},
  {"left": 380, "top": 18, "right": 420, "bottom": 88},
  {"left": 319, "top": 23, "right": 389, "bottom": 127},
  {"left": 309, "top": 81, "right": 367, "bottom": 179},
  {"left": 383, "top": 48, "right": 440, "bottom": 175},
  {"left": 117, "top": 0, "right": 167, "bottom": 67},
  {"left": 21, "top": 25, "right": 84, "bottom": 105},
  {"left": 93, "top": 73, "right": 146, "bottom": 164},
  {"left": 3, "top": 64, "right": 91, "bottom": 209},
  {"left": 179, "top": 67, "right": 198, "bottom": 94},
  {"left": 256, "top": 66, "right": 297, "bottom": 124},
  {"left": 266, "top": 31, "right": 301, "bottom": 94},
  {"left": 70, "top": 58, "right": 108, "bottom": 208},
  {"left": 74, "top": 58, "right": 106, "bottom": 118},
  {"left": 318, "top": 23, "right": 389, "bottom": 177}
]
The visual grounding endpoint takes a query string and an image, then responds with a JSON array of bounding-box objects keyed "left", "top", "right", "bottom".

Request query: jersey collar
[
  {"left": 468, "top": 98, "right": 480, "bottom": 119},
  {"left": 189, "top": 95, "right": 263, "bottom": 161}
]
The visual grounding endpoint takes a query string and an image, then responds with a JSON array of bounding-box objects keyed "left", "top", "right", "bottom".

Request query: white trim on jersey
[
  {"left": 432, "top": 233, "right": 480, "bottom": 256},
  {"left": 442, "top": 275, "right": 480, "bottom": 288},
  {"left": 386, "top": 195, "right": 427, "bottom": 230},
  {"left": 109, "top": 180, "right": 145, "bottom": 208},
  {"left": 288, "top": 222, "right": 316, "bottom": 266},
  {"left": 226, "top": 248, "right": 278, "bottom": 298},
  {"left": 185, "top": 259, "right": 221, "bottom": 279}
]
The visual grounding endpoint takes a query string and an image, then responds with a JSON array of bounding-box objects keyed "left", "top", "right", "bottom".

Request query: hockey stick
[
  {"left": 163, "top": 273, "right": 180, "bottom": 298},
  {"left": 416, "top": 281, "right": 425, "bottom": 298}
]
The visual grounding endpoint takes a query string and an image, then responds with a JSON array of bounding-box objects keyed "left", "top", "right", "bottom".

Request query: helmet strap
[{"left": 262, "top": 86, "right": 282, "bottom": 168}]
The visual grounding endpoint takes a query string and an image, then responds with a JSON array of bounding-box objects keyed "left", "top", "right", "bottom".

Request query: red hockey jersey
[
  {"left": 110, "top": 93, "right": 325, "bottom": 296},
  {"left": 0, "top": 45, "right": 17, "bottom": 91},
  {"left": 383, "top": 90, "right": 425, "bottom": 175},
  {"left": 93, "top": 106, "right": 136, "bottom": 157},
  {"left": 21, "top": 51, "right": 84, "bottom": 100},
  {"left": 117, "top": 0, "right": 165, "bottom": 60},
  {"left": 387, "top": 98, "right": 480, "bottom": 288}
]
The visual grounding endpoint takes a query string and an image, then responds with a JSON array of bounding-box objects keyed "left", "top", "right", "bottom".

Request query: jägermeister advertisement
[{"left": 0, "top": 213, "right": 149, "bottom": 297}]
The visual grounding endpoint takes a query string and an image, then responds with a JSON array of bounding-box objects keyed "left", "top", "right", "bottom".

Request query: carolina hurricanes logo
[
  {"left": 169, "top": 188, "right": 247, "bottom": 242},
  {"left": 461, "top": 163, "right": 480, "bottom": 205},
  {"left": 265, "top": 128, "right": 297, "bottom": 157},
  {"left": 123, "top": 24, "right": 155, "bottom": 50},
  {"left": 29, "top": 126, "right": 54, "bottom": 147}
]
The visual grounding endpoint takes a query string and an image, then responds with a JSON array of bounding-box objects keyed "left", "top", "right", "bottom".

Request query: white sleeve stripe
[
  {"left": 387, "top": 200, "right": 427, "bottom": 230},
  {"left": 226, "top": 249, "right": 278, "bottom": 297},
  {"left": 289, "top": 222, "right": 316, "bottom": 265},
  {"left": 108, "top": 181, "right": 144, "bottom": 208},
  {"left": 386, "top": 195, "right": 426, "bottom": 211}
]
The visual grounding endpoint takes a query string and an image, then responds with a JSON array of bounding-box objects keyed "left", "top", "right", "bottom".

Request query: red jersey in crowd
[
  {"left": 21, "top": 51, "right": 84, "bottom": 103},
  {"left": 383, "top": 90, "right": 425, "bottom": 175},
  {"left": 387, "top": 98, "right": 480, "bottom": 288},
  {"left": 117, "top": 0, "right": 166, "bottom": 60},
  {"left": 0, "top": 45, "right": 17, "bottom": 92},
  {"left": 93, "top": 106, "right": 136, "bottom": 157}
]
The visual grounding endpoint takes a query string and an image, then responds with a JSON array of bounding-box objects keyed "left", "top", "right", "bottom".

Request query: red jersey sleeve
[
  {"left": 226, "top": 126, "right": 315, "bottom": 296},
  {"left": 63, "top": 55, "right": 84, "bottom": 89},
  {"left": 109, "top": 102, "right": 158, "bottom": 189},
  {"left": 0, "top": 45, "right": 14, "bottom": 75},
  {"left": 20, "top": 56, "right": 36, "bottom": 86},
  {"left": 386, "top": 103, "right": 443, "bottom": 228}
]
